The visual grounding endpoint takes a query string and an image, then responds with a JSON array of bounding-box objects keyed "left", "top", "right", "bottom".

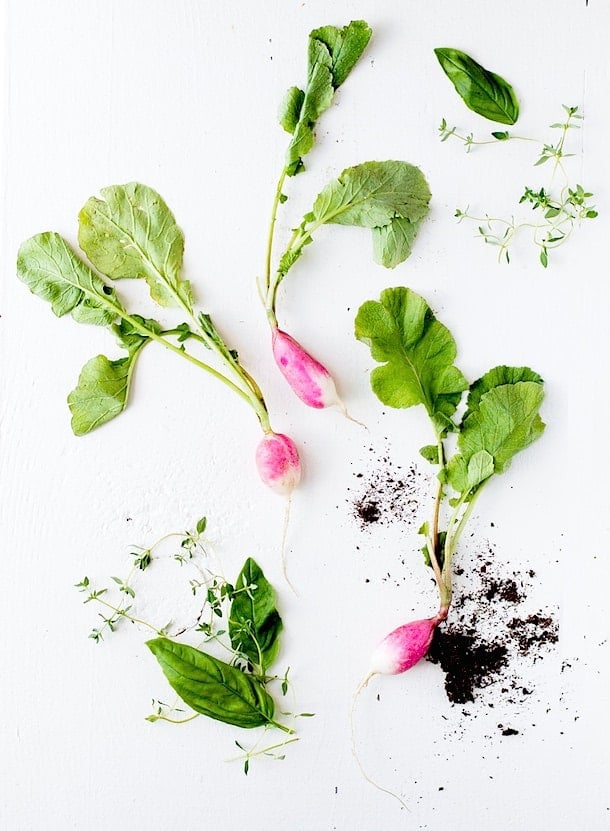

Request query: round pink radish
[
  {"left": 272, "top": 328, "right": 340, "bottom": 409},
  {"left": 369, "top": 617, "right": 439, "bottom": 675},
  {"left": 255, "top": 432, "right": 302, "bottom": 495}
]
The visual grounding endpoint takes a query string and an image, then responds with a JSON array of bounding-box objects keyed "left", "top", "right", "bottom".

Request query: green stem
[
  {"left": 94, "top": 597, "right": 161, "bottom": 634},
  {"left": 265, "top": 167, "right": 288, "bottom": 301},
  {"left": 115, "top": 306, "right": 271, "bottom": 429},
  {"left": 439, "top": 483, "right": 487, "bottom": 611},
  {"left": 153, "top": 712, "right": 200, "bottom": 725},
  {"left": 268, "top": 718, "right": 295, "bottom": 735}
]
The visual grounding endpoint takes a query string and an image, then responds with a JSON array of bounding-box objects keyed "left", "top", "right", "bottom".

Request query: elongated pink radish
[
  {"left": 271, "top": 328, "right": 365, "bottom": 426},
  {"left": 272, "top": 327, "right": 339, "bottom": 408},
  {"left": 255, "top": 431, "right": 301, "bottom": 495}
]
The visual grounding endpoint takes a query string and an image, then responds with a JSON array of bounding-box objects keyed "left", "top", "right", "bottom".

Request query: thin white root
[
  {"left": 350, "top": 674, "right": 410, "bottom": 813},
  {"left": 337, "top": 400, "right": 368, "bottom": 430},
  {"left": 280, "top": 493, "right": 298, "bottom": 597}
]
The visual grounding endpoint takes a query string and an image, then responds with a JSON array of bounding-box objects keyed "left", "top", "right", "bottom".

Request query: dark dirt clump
[
  {"left": 427, "top": 629, "right": 508, "bottom": 703},
  {"left": 426, "top": 548, "right": 559, "bottom": 705}
]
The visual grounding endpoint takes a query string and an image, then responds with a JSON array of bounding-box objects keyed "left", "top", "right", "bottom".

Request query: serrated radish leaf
[
  {"left": 67, "top": 316, "right": 159, "bottom": 435},
  {"left": 228, "top": 558, "right": 283, "bottom": 674},
  {"left": 283, "top": 21, "right": 371, "bottom": 175},
  {"left": 147, "top": 638, "right": 276, "bottom": 729},
  {"left": 17, "top": 232, "right": 123, "bottom": 326},
  {"left": 277, "top": 162, "right": 431, "bottom": 282},
  {"left": 447, "top": 380, "right": 545, "bottom": 495},
  {"left": 78, "top": 182, "right": 193, "bottom": 311},
  {"left": 372, "top": 216, "right": 421, "bottom": 269},
  {"left": 355, "top": 287, "right": 468, "bottom": 434},
  {"left": 312, "top": 161, "right": 431, "bottom": 229},
  {"left": 464, "top": 365, "right": 543, "bottom": 421},
  {"left": 434, "top": 47, "right": 519, "bottom": 125}
]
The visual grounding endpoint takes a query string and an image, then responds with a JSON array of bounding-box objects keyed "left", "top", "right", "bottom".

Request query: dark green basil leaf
[
  {"left": 147, "top": 638, "right": 276, "bottom": 729},
  {"left": 434, "top": 48, "right": 519, "bottom": 125},
  {"left": 229, "top": 558, "right": 283, "bottom": 673}
]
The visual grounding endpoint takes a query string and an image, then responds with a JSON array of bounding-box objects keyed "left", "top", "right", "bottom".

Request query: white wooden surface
[{"left": 1, "top": 1, "right": 608, "bottom": 829}]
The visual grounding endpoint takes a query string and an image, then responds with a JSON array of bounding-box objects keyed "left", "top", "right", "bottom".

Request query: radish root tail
[
  {"left": 338, "top": 400, "right": 368, "bottom": 430},
  {"left": 350, "top": 674, "right": 410, "bottom": 813},
  {"left": 280, "top": 493, "right": 298, "bottom": 596}
]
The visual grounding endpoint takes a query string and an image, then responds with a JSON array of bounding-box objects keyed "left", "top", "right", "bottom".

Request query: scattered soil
[
  {"left": 349, "top": 450, "right": 425, "bottom": 530},
  {"left": 348, "top": 451, "right": 559, "bottom": 716},
  {"left": 426, "top": 552, "right": 558, "bottom": 706}
]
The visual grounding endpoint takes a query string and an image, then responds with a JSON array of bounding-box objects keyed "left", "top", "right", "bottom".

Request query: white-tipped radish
[
  {"left": 255, "top": 431, "right": 301, "bottom": 496},
  {"left": 351, "top": 615, "right": 442, "bottom": 812},
  {"left": 255, "top": 431, "right": 301, "bottom": 593},
  {"left": 272, "top": 327, "right": 340, "bottom": 409},
  {"left": 368, "top": 616, "right": 440, "bottom": 677}
]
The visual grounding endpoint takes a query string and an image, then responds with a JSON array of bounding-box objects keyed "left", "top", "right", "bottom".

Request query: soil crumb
[
  {"left": 349, "top": 452, "right": 426, "bottom": 530},
  {"left": 426, "top": 548, "right": 558, "bottom": 704}
]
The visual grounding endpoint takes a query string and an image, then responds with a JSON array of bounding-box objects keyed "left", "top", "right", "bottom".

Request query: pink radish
[
  {"left": 272, "top": 328, "right": 341, "bottom": 409},
  {"left": 351, "top": 612, "right": 445, "bottom": 811},
  {"left": 271, "top": 328, "right": 365, "bottom": 425},
  {"left": 255, "top": 431, "right": 302, "bottom": 592},
  {"left": 255, "top": 431, "right": 301, "bottom": 495},
  {"left": 367, "top": 616, "right": 441, "bottom": 678}
]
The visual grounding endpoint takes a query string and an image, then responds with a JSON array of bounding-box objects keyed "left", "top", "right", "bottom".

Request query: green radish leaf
[
  {"left": 434, "top": 47, "right": 519, "bottom": 125},
  {"left": 312, "top": 161, "right": 431, "bottom": 229},
  {"left": 355, "top": 287, "right": 468, "bottom": 432},
  {"left": 229, "top": 558, "right": 283, "bottom": 673},
  {"left": 278, "top": 86, "right": 305, "bottom": 134},
  {"left": 467, "top": 449, "right": 495, "bottom": 488},
  {"left": 285, "top": 21, "right": 371, "bottom": 175},
  {"left": 419, "top": 444, "right": 440, "bottom": 465},
  {"left": 274, "top": 161, "right": 430, "bottom": 278},
  {"left": 17, "top": 232, "right": 122, "bottom": 326},
  {"left": 147, "top": 638, "right": 276, "bottom": 729},
  {"left": 464, "top": 365, "right": 543, "bottom": 421},
  {"left": 67, "top": 315, "right": 158, "bottom": 435},
  {"left": 309, "top": 19, "right": 373, "bottom": 88},
  {"left": 455, "top": 380, "right": 545, "bottom": 479},
  {"left": 372, "top": 215, "right": 422, "bottom": 269},
  {"left": 78, "top": 183, "right": 193, "bottom": 311},
  {"left": 68, "top": 354, "right": 139, "bottom": 435}
]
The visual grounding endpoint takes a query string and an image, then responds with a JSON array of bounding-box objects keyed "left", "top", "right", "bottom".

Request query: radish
[
  {"left": 255, "top": 431, "right": 302, "bottom": 592},
  {"left": 350, "top": 614, "right": 444, "bottom": 813},
  {"left": 366, "top": 615, "right": 442, "bottom": 678},
  {"left": 271, "top": 328, "right": 366, "bottom": 426},
  {"left": 255, "top": 431, "right": 302, "bottom": 496},
  {"left": 271, "top": 328, "right": 339, "bottom": 410}
]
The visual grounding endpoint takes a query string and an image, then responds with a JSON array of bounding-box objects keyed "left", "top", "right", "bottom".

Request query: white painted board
[{"left": 1, "top": 2, "right": 608, "bottom": 829}]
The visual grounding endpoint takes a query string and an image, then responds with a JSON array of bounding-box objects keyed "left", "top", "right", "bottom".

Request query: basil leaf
[
  {"left": 448, "top": 380, "right": 545, "bottom": 495},
  {"left": 355, "top": 287, "right": 468, "bottom": 432},
  {"left": 147, "top": 638, "right": 276, "bottom": 729},
  {"left": 78, "top": 183, "right": 193, "bottom": 311},
  {"left": 434, "top": 47, "right": 519, "bottom": 125},
  {"left": 229, "top": 558, "right": 283, "bottom": 673},
  {"left": 67, "top": 317, "right": 159, "bottom": 435},
  {"left": 284, "top": 21, "right": 371, "bottom": 175},
  {"left": 17, "top": 232, "right": 123, "bottom": 326}
]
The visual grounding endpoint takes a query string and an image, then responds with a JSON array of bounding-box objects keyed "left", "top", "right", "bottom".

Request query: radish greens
[{"left": 356, "top": 287, "right": 545, "bottom": 616}]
